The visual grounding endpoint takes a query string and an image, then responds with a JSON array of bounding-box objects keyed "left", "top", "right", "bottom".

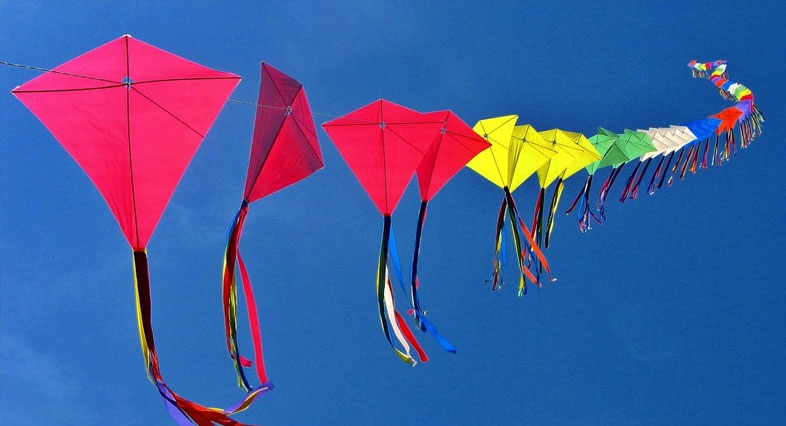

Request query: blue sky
[{"left": 1, "top": 1, "right": 785, "bottom": 425}]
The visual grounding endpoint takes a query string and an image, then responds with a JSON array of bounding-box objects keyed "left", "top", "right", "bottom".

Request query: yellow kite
[{"left": 466, "top": 115, "right": 554, "bottom": 295}]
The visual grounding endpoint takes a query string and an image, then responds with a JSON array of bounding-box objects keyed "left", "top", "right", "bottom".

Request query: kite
[
  {"left": 562, "top": 60, "right": 764, "bottom": 232},
  {"left": 409, "top": 110, "right": 490, "bottom": 352},
  {"left": 563, "top": 127, "right": 621, "bottom": 232},
  {"left": 11, "top": 35, "right": 267, "bottom": 426},
  {"left": 465, "top": 116, "right": 554, "bottom": 295},
  {"left": 221, "top": 63, "right": 323, "bottom": 395},
  {"left": 590, "top": 130, "right": 656, "bottom": 221},
  {"left": 533, "top": 129, "right": 600, "bottom": 248},
  {"left": 322, "top": 100, "right": 444, "bottom": 365}
]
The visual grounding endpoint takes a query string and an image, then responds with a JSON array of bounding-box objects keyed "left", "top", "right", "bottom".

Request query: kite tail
[
  {"left": 712, "top": 134, "right": 720, "bottom": 167},
  {"left": 689, "top": 143, "right": 700, "bottom": 174},
  {"left": 679, "top": 145, "right": 694, "bottom": 180},
  {"left": 578, "top": 174, "right": 595, "bottom": 233},
  {"left": 730, "top": 129, "right": 738, "bottom": 156},
  {"left": 647, "top": 156, "right": 665, "bottom": 195},
  {"left": 533, "top": 188, "right": 546, "bottom": 257},
  {"left": 741, "top": 120, "right": 750, "bottom": 148},
  {"left": 531, "top": 187, "right": 545, "bottom": 245},
  {"left": 630, "top": 158, "right": 652, "bottom": 200},
  {"left": 597, "top": 164, "right": 623, "bottom": 220},
  {"left": 667, "top": 149, "right": 685, "bottom": 187},
  {"left": 544, "top": 178, "right": 564, "bottom": 249},
  {"left": 564, "top": 175, "right": 588, "bottom": 216},
  {"left": 503, "top": 193, "right": 536, "bottom": 296},
  {"left": 504, "top": 188, "right": 554, "bottom": 283},
  {"left": 134, "top": 250, "right": 271, "bottom": 426},
  {"left": 377, "top": 216, "right": 426, "bottom": 365},
  {"left": 658, "top": 152, "right": 675, "bottom": 189},
  {"left": 410, "top": 201, "right": 427, "bottom": 328},
  {"left": 409, "top": 201, "right": 456, "bottom": 353},
  {"left": 701, "top": 138, "right": 710, "bottom": 169},
  {"left": 490, "top": 197, "right": 507, "bottom": 290},
  {"left": 619, "top": 161, "right": 641, "bottom": 202},
  {"left": 740, "top": 121, "right": 747, "bottom": 148},
  {"left": 221, "top": 200, "right": 270, "bottom": 394},
  {"left": 752, "top": 104, "right": 765, "bottom": 123}
]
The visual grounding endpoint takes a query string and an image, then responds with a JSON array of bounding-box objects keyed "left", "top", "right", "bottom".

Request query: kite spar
[
  {"left": 12, "top": 35, "right": 266, "bottom": 426},
  {"left": 221, "top": 62, "right": 323, "bottom": 394}
]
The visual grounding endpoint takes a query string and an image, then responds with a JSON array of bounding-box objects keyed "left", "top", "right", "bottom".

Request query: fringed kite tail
[
  {"left": 630, "top": 158, "right": 652, "bottom": 200},
  {"left": 689, "top": 141, "right": 701, "bottom": 173},
  {"left": 578, "top": 174, "right": 594, "bottom": 233},
  {"left": 597, "top": 164, "right": 623, "bottom": 221},
  {"left": 377, "top": 216, "right": 426, "bottom": 365},
  {"left": 647, "top": 156, "right": 666, "bottom": 195},
  {"left": 564, "top": 175, "right": 588, "bottom": 216},
  {"left": 730, "top": 129, "right": 738, "bottom": 157},
  {"left": 490, "top": 197, "right": 508, "bottom": 290},
  {"left": 504, "top": 188, "right": 555, "bottom": 284},
  {"left": 667, "top": 149, "right": 685, "bottom": 187},
  {"left": 619, "top": 161, "right": 641, "bottom": 202},
  {"left": 532, "top": 188, "right": 546, "bottom": 249},
  {"left": 679, "top": 145, "right": 694, "bottom": 180},
  {"left": 544, "top": 178, "right": 564, "bottom": 249},
  {"left": 221, "top": 200, "right": 269, "bottom": 396},
  {"left": 409, "top": 201, "right": 456, "bottom": 354},
  {"left": 658, "top": 152, "right": 675, "bottom": 189},
  {"left": 701, "top": 139, "right": 710, "bottom": 169},
  {"left": 501, "top": 189, "right": 536, "bottom": 296},
  {"left": 410, "top": 201, "right": 428, "bottom": 330},
  {"left": 134, "top": 250, "right": 272, "bottom": 426},
  {"left": 133, "top": 250, "right": 159, "bottom": 383}
]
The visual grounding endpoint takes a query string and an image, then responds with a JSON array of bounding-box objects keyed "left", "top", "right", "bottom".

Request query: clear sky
[{"left": 2, "top": 1, "right": 785, "bottom": 425}]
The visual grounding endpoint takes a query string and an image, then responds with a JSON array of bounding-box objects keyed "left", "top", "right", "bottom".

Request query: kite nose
[{"left": 122, "top": 75, "right": 134, "bottom": 89}]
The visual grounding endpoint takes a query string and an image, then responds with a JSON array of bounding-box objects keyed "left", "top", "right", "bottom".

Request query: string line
[{"left": 3, "top": 59, "right": 378, "bottom": 124}]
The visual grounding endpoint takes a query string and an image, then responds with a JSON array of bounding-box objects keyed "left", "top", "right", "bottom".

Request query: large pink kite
[{"left": 12, "top": 35, "right": 265, "bottom": 426}]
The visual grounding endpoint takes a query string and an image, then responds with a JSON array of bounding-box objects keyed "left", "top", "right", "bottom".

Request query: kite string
[
  {"left": 1, "top": 60, "right": 119, "bottom": 83},
  {"left": 2, "top": 59, "right": 380, "bottom": 124},
  {"left": 227, "top": 99, "right": 380, "bottom": 123}
]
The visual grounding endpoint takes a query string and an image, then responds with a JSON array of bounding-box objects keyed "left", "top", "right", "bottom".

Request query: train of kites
[{"left": 9, "top": 35, "right": 765, "bottom": 425}]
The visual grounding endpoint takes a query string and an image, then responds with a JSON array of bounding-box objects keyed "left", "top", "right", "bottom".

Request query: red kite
[
  {"left": 222, "top": 62, "right": 323, "bottom": 393},
  {"left": 409, "top": 110, "right": 489, "bottom": 352},
  {"left": 322, "top": 99, "right": 443, "bottom": 364},
  {"left": 12, "top": 35, "right": 264, "bottom": 426}
]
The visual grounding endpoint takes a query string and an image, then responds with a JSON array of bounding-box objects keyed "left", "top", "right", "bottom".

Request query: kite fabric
[
  {"left": 11, "top": 35, "right": 270, "bottom": 426},
  {"left": 322, "top": 99, "right": 445, "bottom": 365},
  {"left": 465, "top": 116, "right": 554, "bottom": 296},
  {"left": 563, "top": 60, "right": 764, "bottom": 232},
  {"left": 410, "top": 110, "right": 490, "bottom": 353},
  {"left": 221, "top": 63, "right": 323, "bottom": 396}
]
